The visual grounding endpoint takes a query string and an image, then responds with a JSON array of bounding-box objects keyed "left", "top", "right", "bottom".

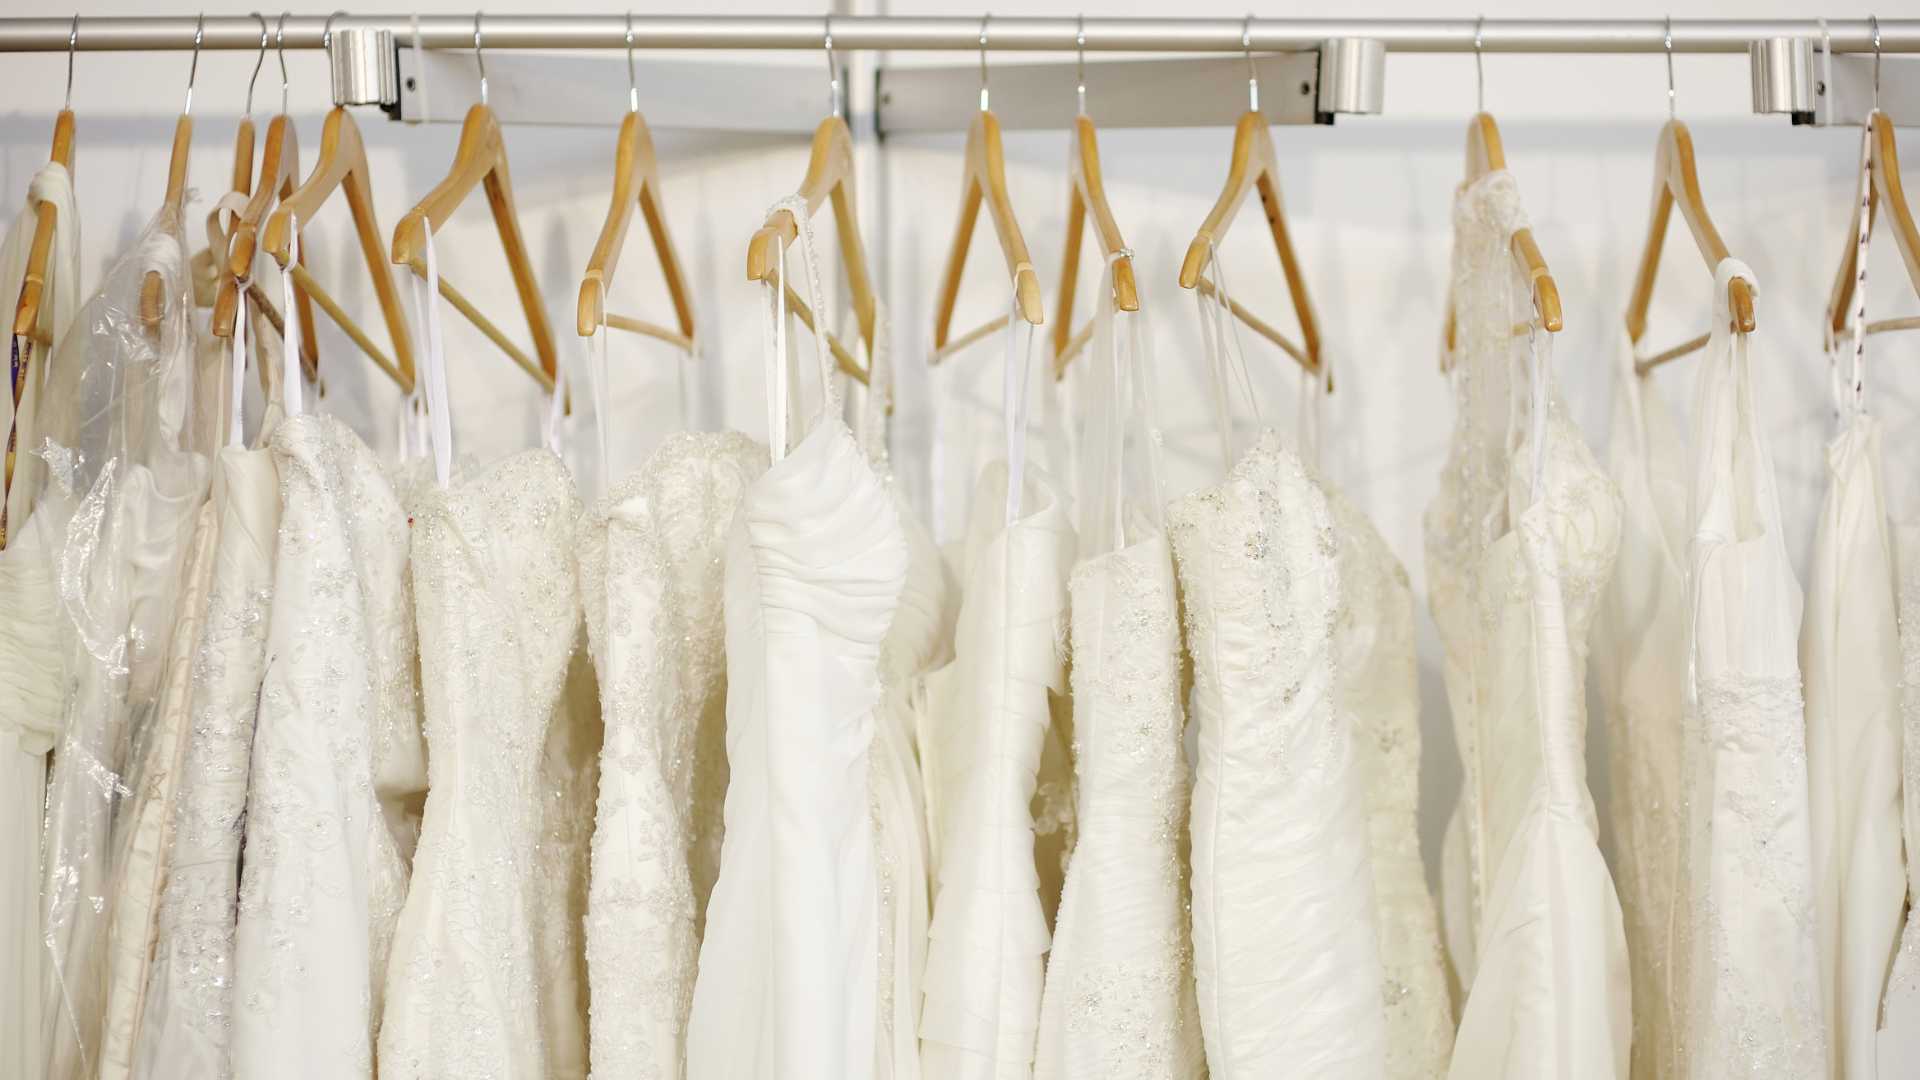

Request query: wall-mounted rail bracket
[{"left": 1753, "top": 36, "right": 1920, "bottom": 126}]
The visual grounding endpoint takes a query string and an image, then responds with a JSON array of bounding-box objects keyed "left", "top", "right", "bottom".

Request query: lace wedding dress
[
  {"left": 231, "top": 411, "right": 423, "bottom": 1080},
  {"left": 684, "top": 210, "right": 906, "bottom": 1078},
  {"left": 377, "top": 448, "right": 597, "bottom": 1079},
  {"left": 1593, "top": 333, "right": 1689, "bottom": 1080},
  {"left": 0, "top": 158, "right": 79, "bottom": 1080},
  {"left": 1675, "top": 261, "right": 1825, "bottom": 1078},
  {"left": 36, "top": 205, "right": 211, "bottom": 1080},
  {"left": 1804, "top": 171, "right": 1907, "bottom": 1078},
  {"left": 1429, "top": 170, "right": 1630, "bottom": 1079},
  {"left": 133, "top": 303, "right": 284, "bottom": 1080},
  {"left": 578, "top": 430, "right": 766, "bottom": 1078},
  {"left": 1329, "top": 487, "right": 1455, "bottom": 1078},
  {"left": 1033, "top": 274, "right": 1203, "bottom": 1080}
]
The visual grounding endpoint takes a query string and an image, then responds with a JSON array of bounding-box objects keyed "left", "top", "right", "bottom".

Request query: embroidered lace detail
[
  {"left": 1683, "top": 672, "right": 1827, "bottom": 1078},
  {"left": 1169, "top": 431, "right": 1386, "bottom": 1076},
  {"left": 232, "top": 416, "right": 419, "bottom": 1080},
  {"left": 1034, "top": 531, "right": 1203, "bottom": 1078},
  {"left": 578, "top": 431, "right": 766, "bottom": 1078},
  {"left": 1328, "top": 489, "right": 1454, "bottom": 1077},
  {"left": 1887, "top": 548, "right": 1920, "bottom": 1028},
  {"left": 377, "top": 449, "right": 594, "bottom": 1080}
]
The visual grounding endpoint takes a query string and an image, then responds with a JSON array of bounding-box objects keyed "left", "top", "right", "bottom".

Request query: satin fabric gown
[{"left": 920, "top": 462, "right": 1076, "bottom": 1080}]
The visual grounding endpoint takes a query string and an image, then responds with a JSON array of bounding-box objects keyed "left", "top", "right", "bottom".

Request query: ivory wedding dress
[
  {"left": 856, "top": 311, "right": 959, "bottom": 1080},
  {"left": 920, "top": 296, "right": 1076, "bottom": 1079},
  {"left": 0, "top": 159, "right": 78, "bottom": 1080},
  {"left": 684, "top": 211, "right": 906, "bottom": 1078},
  {"left": 1033, "top": 274, "right": 1203, "bottom": 1080},
  {"left": 1879, "top": 523, "right": 1920, "bottom": 1072},
  {"left": 1593, "top": 333, "right": 1689, "bottom": 1080},
  {"left": 1429, "top": 171, "right": 1629, "bottom": 1079},
  {"left": 1170, "top": 248, "right": 1387, "bottom": 1079},
  {"left": 37, "top": 206, "right": 210, "bottom": 1080},
  {"left": 1329, "top": 485, "right": 1455, "bottom": 1078},
  {"left": 1804, "top": 173, "right": 1907, "bottom": 1079},
  {"left": 1672, "top": 261, "right": 1825, "bottom": 1078},
  {"left": 231, "top": 410, "right": 422, "bottom": 1080},
  {"left": 378, "top": 448, "right": 597, "bottom": 1080},
  {"left": 578, "top": 429, "right": 766, "bottom": 1078}
]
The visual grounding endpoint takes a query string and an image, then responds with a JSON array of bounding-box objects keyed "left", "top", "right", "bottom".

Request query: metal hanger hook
[
  {"left": 1474, "top": 15, "right": 1485, "bottom": 114},
  {"left": 474, "top": 12, "right": 488, "bottom": 107},
  {"left": 978, "top": 13, "right": 991, "bottom": 112},
  {"left": 276, "top": 12, "right": 291, "bottom": 114},
  {"left": 824, "top": 14, "right": 840, "bottom": 119},
  {"left": 1872, "top": 14, "right": 1882, "bottom": 111},
  {"left": 184, "top": 12, "right": 205, "bottom": 117},
  {"left": 1243, "top": 14, "right": 1259, "bottom": 114},
  {"left": 626, "top": 11, "right": 639, "bottom": 114},
  {"left": 63, "top": 15, "right": 77, "bottom": 112},
  {"left": 1075, "top": 14, "right": 1087, "bottom": 117},
  {"left": 245, "top": 12, "right": 269, "bottom": 116},
  {"left": 1663, "top": 15, "right": 1675, "bottom": 119}
]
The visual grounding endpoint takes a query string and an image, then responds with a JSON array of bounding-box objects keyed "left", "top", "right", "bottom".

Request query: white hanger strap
[
  {"left": 407, "top": 225, "right": 453, "bottom": 487},
  {"left": 280, "top": 215, "right": 305, "bottom": 419}
]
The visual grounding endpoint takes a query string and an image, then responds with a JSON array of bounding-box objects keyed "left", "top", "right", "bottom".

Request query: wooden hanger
[
  {"left": 262, "top": 105, "right": 416, "bottom": 393},
  {"left": 577, "top": 19, "right": 696, "bottom": 351},
  {"left": 139, "top": 15, "right": 204, "bottom": 332},
  {"left": 11, "top": 109, "right": 74, "bottom": 345},
  {"left": 744, "top": 115, "right": 876, "bottom": 386},
  {"left": 1177, "top": 109, "right": 1319, "bottom": 374},
  {"left": 930, "top": 19, "right": 1045, "bottom": 360},
  {"left": 1440, "top": 112, "right": 1564, "bottom": 366},
  {"left": 1050, "top": 26, "right": 1139, "bottom": 379},
  {"left": 390, "top": 19, "right": 557, "bottom": 391},
  {"left": 13, "top": 18, "right": 78, "bottom": 345},
  {"left": 1826, "top": 110, "right": 1920, "bottom": 341},
  {"left": 212, "top": 17, "right": 318, "bottom": 379},
  {"left": 1623, "top": 119, "right": 1758, "bottom": 373}
]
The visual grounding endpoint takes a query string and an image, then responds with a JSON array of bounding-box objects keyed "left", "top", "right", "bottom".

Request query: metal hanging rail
[{"left": 0, "top": 16, "right": 1914, "bottom": 54}]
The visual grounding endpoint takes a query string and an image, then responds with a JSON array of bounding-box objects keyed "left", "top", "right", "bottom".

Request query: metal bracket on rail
[{"left": 1752, "top": 36, "right": 1920, "bottom": 125}]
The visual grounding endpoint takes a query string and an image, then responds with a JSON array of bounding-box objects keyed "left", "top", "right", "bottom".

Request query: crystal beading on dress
[
  {"left": 1034, "top": 250, "right": 1204, "bottom": 1080},
  {"left": 1171, "top": 240, "right": 1388, "bottom": 1079},
  {"left": 1674, "top": 259, "right": 1826, "bottom": 1079}
]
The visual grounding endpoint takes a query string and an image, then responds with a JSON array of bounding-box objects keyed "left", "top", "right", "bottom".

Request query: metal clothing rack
[
  {"left": 0, "top": 16, "right": 1912, "bottom": 53},
  {"left": 0, "top": 15, "right": 1909, "bottom": 132}
]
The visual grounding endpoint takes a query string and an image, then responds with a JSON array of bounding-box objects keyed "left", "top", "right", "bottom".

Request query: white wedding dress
[
  {"left": 0, "top": 158, "right": 79, "bottom": 1080},
  {"left": 920, "top": 294, "right": 1077, "bottom": 1078},
  {"left": 1429, "top": 171, "right": 1630, "bottom": 1079},
  {"left": 685, "top": 214, "right": 906, "bottom": 1078},
  {"left": 1329, "top": 485, "right": 1456, "bottom": 1078},
  {"left": 231, "top": 411, "right": 423, "bottom": 1080},
  {"left": 1033, "top": 276, "right": 1202, "bottom": 1080},
  {"left": 856, "top": 312, "right": 959, "bottom": 1080},
  {"left": 1674, "top": 261, "right": 1826, "bottom": 1079},
  {"left": 578, "top": 429, "right": 766, "bottom": 1078},
  {"left": 378, "top": 447, "right": 597, "bottom": 1080},
  {"left": 1804, "top": 176, "right": 1907, "bottom": 1079},
  {"left": 1879, "top": 522, "right": 1920, "bottom": 1072},
  {"left": 1593, "top": 333, "right": 1689, "bottom": 1080}
]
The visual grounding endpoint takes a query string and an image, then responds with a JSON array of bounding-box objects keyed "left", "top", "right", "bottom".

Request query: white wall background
[{"left": 10, "top": 0, "right": 1920, "bottom": 883}]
